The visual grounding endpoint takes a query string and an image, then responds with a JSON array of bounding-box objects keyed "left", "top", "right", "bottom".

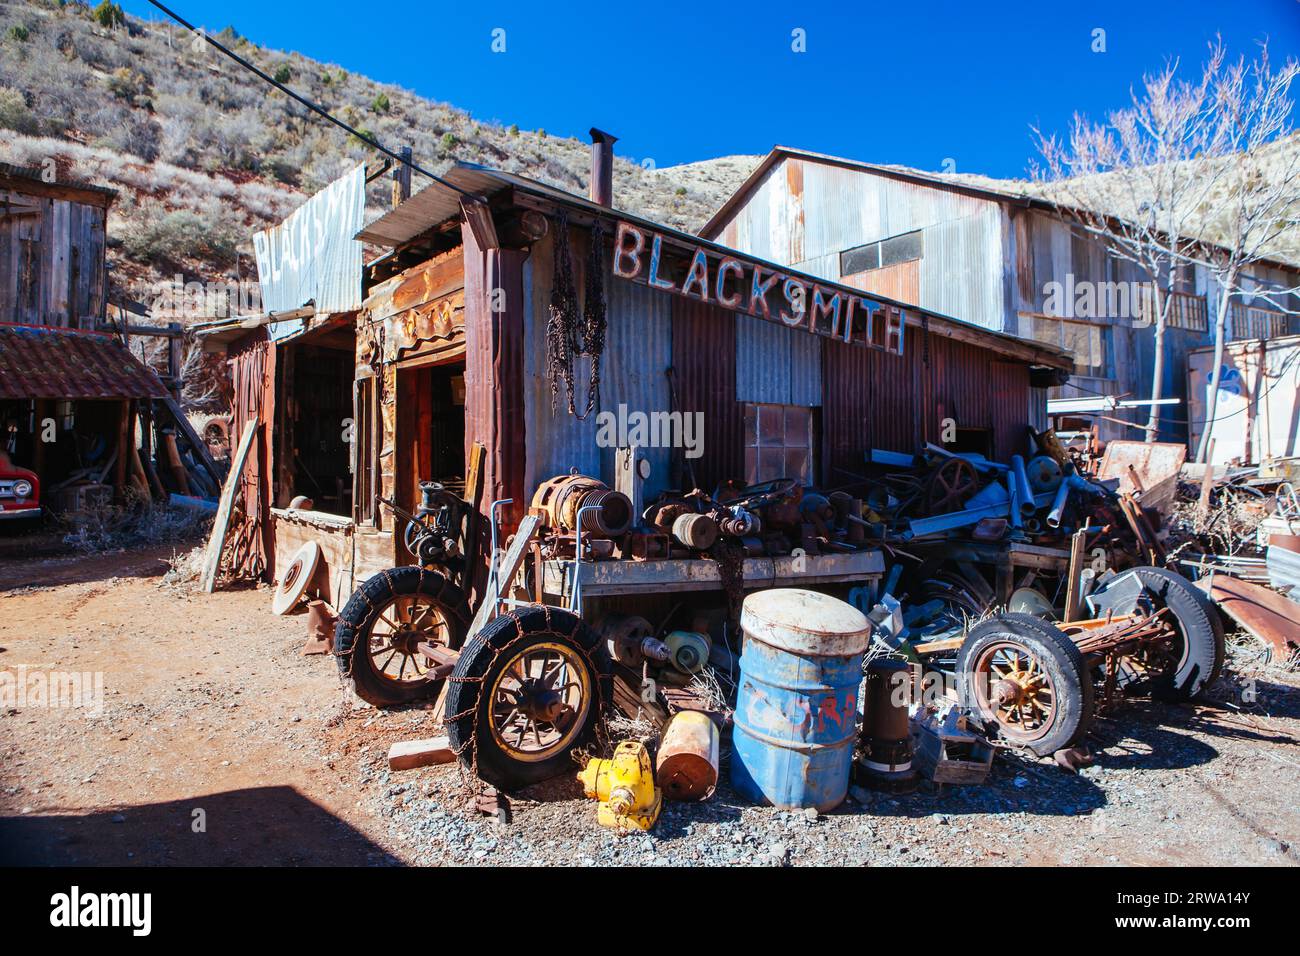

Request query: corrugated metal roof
[
  {"left": 358, "top": 163, "right": 1071, "bottom": 371},
  {"left": 0, "top": 324, "right": 166, "bottom": 400}
]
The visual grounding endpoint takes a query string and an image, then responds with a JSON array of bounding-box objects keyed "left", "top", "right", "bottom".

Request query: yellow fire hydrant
[{"left": 577, "top": 741, "right": 663, "bottom": 831}]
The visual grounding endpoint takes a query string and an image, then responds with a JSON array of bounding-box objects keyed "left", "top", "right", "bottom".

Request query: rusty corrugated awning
[{"left": 0, "top": 324, "right": 167, "bottom": 400}]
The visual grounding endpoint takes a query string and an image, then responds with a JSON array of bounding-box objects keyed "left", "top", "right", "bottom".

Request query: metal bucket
[{"left": 731, "top": 588, "right": 871, "bottom": 812}]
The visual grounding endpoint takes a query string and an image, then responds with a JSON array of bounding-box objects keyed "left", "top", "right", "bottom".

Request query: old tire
[
  {"left": 1088, "top": 566, "right": 1224, "bottom": 701},
  {"left": 334, "top": 566, "right": 469, "bottom": 707},
  {"left": 446, "top": 605, "right": 607, "bottom": 791},
  {"left": 958, "top": 614, "right": 1094, "bottom": 756}
]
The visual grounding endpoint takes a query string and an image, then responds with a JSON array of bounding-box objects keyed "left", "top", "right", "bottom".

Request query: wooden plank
[
  {"left": 198, "top": 422, "right": 259, "bottom": 594},
  {"left": 466, "top": 514, "right": 540, "bottom": 639},
  {"left": 1063, "top": 528, "right": 1088, "bottom": 623},
  {"left": 160, "top": 394, "right": 223, "bottom": 487},
  {"left": 387, "top": 736, "right": 454, "bottom": 771}
]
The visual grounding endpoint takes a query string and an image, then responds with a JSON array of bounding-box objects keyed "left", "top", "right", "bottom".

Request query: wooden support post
[
  {"left": 113, "top": 400, "right": 130, "bottom": 501},
  {"left": 1197, "top": 439, "right": 1216, "bottom": 517},
  {"left": 1063, "top": 527, "right": 1088, "bottom": 624},
  {"left": 391, "top": 145, "right": 412, "bottom": 208}
]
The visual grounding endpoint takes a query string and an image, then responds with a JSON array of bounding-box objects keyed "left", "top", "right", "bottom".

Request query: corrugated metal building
[
  {"left": 700, "top": 147, "right": 1300, "bottom": 447},
  {"left": 201, "top": 153, "right": 1069, "bottom": 603},
  {"left": 349, "top": 160, "right": 1068, "bottom": 567}
]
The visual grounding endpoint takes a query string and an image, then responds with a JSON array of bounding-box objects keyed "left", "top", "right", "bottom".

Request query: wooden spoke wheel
[
  {"left": 487, "top": 641, "right": 592, "bottom": 763},
  {"left": 366, "top": 594, "right": 451, "bottom": 687},
  {"left": 957, "top": 614, "right": 1094, "bottom": 756},
  {"left": 333, "top": 567, "right": 469, "bottom": 707},
  {"left": 971, "top": 641, "right": 1058, "bottom": 744},
  {"left": 925, "top": 458, "right": 980, "bottom": 515}
]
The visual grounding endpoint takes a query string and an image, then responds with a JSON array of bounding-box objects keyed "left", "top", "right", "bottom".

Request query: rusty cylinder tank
[
  {"left": 861, "top": 658, "right": 914, "bottom": 774},
  {"left": 671, "top": 512, "right": 718, "bottom": 550},
  {"left": 656, "top": 711, "right": 720, "bottom": 801}
]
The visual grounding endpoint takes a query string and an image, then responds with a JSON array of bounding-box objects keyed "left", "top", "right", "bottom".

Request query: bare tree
[
  {"left": 1180, "top": 43, "right": 1300, "bottom": 463},
  {"left": 1034, "top": 44, "right": 1232, "bottom": 442}
]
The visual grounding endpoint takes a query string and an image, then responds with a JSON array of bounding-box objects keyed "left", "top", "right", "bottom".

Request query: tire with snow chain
[
  {"left": 446, "top": 605, "right": 607, "bottom": 791},
  {"left": 1088, "top": 566, "right": 1224, "bottom": 701},
  {"left": 957, "top": 613, "right": 1094, "bottom": 757},
  {"left": 333, "top": 566, "right": 469, "bottom": 707}
]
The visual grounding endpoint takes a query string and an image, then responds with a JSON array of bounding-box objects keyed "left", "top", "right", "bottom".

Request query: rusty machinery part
[
  {"left": 333, "top": 567, "right": 470, "bottom": 707},
  {"left": 956, "top": 614, "right": 1094, "bottom": 757},
  {"left": 717, "top": 477, "right": 801, "bottom": 512},
  {"left": 445, "top": 604, "right": 609, "bottom": 790},
  {"left": 672, "top": 512, "right": 719, "bottom": 550},
  {"left": 597, "top": 614, "right": 671, "bottom": 668},
  {"left": 200, "top": 415, "right": 231, "bottom": 451},
  {"left": 398, "top": 481, "right": 467, "bottom": 568},
  {"left": 664, "top": 630, "right": 711, "bottom": 674},
  {"left": 644, "top": 498, "right": 693, "bottom": 536},
  {"left": 578, "top": 740, "right": 662, "bottom": 830},
  {"left": 924, "top": 457, "right": 981, "bottom": 515},
  {"left": 860, "top": 658, "right": 915, "bottom": 781},
  {"left": 656, "top": 711, "right": 720, "bottom": 801},
  {"left": 531, "top": 473, "right": 632, "bottom": 538},
  {"left": 1026, "top": 455, "right": 1065, "bottom": 494},
  {"left": 1085, "top": 566, "right": 1225, "bottom": 700},
  {"left": 718, "top": 504, "right": 762, "bottom": 537},
  {"left": 271, "top": 540, "right": 322, "bottom": 616}
]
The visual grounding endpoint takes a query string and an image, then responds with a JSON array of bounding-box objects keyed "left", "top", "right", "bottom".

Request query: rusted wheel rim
[
  {"left": 972, "top": 640, "right": 1058, "bottom": 743},
  {"left": 926, "top": 458, "right": 979, "bottom": 514},
  {"left": 487, "top": 641, "right": 591, "bottom": 763},
  {"left": 366, "top": 595, "right": 450, "bottom": 686}
]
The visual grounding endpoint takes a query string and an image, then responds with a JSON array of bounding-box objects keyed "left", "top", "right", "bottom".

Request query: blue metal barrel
[{"left": 731, "top": 588, "right": 871, "bottom": 812}]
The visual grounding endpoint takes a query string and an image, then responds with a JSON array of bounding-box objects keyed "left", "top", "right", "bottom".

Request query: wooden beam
[
  {"left": 199, "top": 422, "right": 259, "bottom": 594},
  {"left": 466, "top": 514, "right": 540, "bottom": 639},
  {"left": 1063, "top": 527, "right": 1088, "bottom": 624}
]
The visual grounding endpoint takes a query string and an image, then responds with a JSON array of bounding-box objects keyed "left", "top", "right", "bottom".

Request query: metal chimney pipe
[{"left": 589, "top": 128, "right": 618, "bottom": 207}]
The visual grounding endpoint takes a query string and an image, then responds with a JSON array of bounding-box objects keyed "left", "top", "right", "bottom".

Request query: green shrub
[
  {"left": 0, "top": 87, "right": 39, "bottom": 135},
  {"left": 7, "top": 25, "right": 29, "bottom": 42},
  {"left": 123, "top": 207, "right": 239, "bottom": 267},
  {"left": 371, "top": 92, "right": 390, "bottom": 113},
  {"left": 508, "top": 123, "right": 519, "bottom": 137},
  {"left": 92, "top": 1, "right": 125, "bottom": 30},
  {"left": 441, "top": 131, "right": 457, "bottom": 152},
  {"left": 272, "top": 64, "right": 292, "bottom": 84}
]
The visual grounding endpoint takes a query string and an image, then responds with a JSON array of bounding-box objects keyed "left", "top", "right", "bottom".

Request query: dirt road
[{"left": 2, "top": 545, "right": 1298, "bottom": 866}]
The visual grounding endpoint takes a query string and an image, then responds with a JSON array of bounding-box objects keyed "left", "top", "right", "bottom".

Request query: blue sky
[{"left": 122, "top": 0, "right": 1300, "bottom": 178}]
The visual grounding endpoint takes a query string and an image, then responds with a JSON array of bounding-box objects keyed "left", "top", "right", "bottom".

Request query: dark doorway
[{"left": 396, "top": 360, "right": 466, "bottom": 561}]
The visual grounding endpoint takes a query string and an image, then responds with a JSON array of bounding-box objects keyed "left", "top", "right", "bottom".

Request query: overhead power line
[{"left": 143, "top": 0, "right": 473, "bottom": 199}]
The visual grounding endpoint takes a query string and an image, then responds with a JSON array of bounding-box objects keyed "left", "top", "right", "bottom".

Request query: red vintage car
[{"left": 0, "top": 450, "right": 40, "bottom": 521}]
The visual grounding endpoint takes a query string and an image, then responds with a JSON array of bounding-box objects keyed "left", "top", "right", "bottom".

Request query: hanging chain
[{"left": 546, "top": 211, "right": 607, "bottom": 420}]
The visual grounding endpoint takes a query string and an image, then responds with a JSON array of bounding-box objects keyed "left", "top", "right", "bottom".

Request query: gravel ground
[{"left": 2, "top": 545, "right": 1298, "bottom": 867}]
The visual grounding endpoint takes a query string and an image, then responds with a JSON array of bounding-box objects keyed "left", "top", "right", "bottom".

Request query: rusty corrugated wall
[
  {"left": 671, "top": 297, "right": 742, "bottom": 491},
  {"left": 462, "top": 222, "right": 527, "bottom": 531}
]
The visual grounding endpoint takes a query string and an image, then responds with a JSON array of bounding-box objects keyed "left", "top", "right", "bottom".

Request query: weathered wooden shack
[
  {"left": 203, "top": 141, "right": 1071, "bottom": 605},
  {"left": 0, "top": 164, "right": 206, "bottom": 519}
]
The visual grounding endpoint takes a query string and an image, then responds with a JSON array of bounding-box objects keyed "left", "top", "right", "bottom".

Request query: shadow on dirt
[{"left": 0, "top": 786, "right": 400, "bottom": 866}]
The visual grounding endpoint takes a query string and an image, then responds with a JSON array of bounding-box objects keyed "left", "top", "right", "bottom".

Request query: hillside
[{"left": 0, "top": 1, "right": 759, "bottom": 314}]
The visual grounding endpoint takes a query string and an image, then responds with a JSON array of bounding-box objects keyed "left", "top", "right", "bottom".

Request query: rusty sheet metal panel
[
  {"left": 822, "top": 325, "right": 920, "bottom": 482},
  {"left": 672, "top": 297, "right": 742, "bottom": 490},
  {"left": 0, "top": 323, "right": 166, "bottom": 399},
  {"left": 598, "top": 272, "right": 674, "bottom": 499},
  {"left": 521, "top": 232, "right": 600, "bottom": 500},
  {"left": 463, "top": 225, "right": 527, "bottom": 529},
  {"left": 735, "top": 314, "right": 822, "bottom": 407}
]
